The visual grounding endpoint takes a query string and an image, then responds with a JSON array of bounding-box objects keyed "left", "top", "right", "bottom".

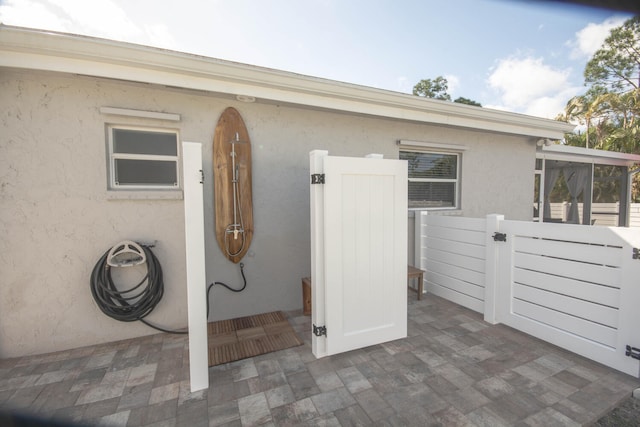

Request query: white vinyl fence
[
  {"left": 546, "top": 202, "right": 640, "bottom": 226},
  {"left": 415, "top": 212, "right": 640, "bottom": 377}
]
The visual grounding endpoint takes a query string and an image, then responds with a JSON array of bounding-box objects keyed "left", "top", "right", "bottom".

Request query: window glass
[
  {"left": 114, "top": 159, "right": 177, "bottom": 186},
  {"left": 408, "top": 182, "right": 455, "bottom": 208},
  {"left": 401, "top": 152, "right": 457, "bottom": 179},
  {"left": 108, "top": 126, "right": 179, "bottom": 189},
  {"left": 113, "top": 129, "right": 177, "bottom": 156},
  {"left": 400, "top": 151, "right": 459, "bottom": 209},
  {"left": 593, "top": 165, "right": 624, "bottom": 203}
]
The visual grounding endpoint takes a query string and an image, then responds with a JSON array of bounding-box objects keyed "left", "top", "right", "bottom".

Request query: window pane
[
  {"left": 535, "top": 158, "right": 543, "bottom": 171},
  {"left": 408, "top": 181, "right": 455, "bottom": 208},
  {"left": 115, "top": 159, "right": 177, "bottom": 186},
  {"left": 400, "top": 152, "right": 457, "bottom": 179},
  {"left": 593, "top": 165, "right": 624, "bottom": 203},
  {"left": 113, "top": 129, "right": 177, "bottom": 156}
]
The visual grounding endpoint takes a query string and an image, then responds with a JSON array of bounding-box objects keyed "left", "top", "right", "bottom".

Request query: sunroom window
[
  {"left": 108, "top": 126, "right": 179, "bottom": 189},
  {"left": 399, "top": 150, "right": 459, "bottom": 209}
]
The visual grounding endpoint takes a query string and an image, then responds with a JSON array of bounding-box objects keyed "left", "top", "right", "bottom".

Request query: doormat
[{"left": 208, "top": 311, "right": 303, "bottom": 367}]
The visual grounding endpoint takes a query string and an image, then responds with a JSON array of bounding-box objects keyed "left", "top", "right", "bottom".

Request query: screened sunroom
[{"left": 534, "top": 143, "right": 640, "bottom": 227}]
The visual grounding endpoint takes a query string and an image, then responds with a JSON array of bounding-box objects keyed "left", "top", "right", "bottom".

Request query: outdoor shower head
[{"left": 229, "top": 132, "right": 248, "bottom": 144}]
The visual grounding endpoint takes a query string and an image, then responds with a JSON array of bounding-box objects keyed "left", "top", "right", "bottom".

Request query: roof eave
[
  {"left": 539, "top": 144, "right": 640, "bottom": 166},
  {"left": 0, "top": 25, "right": 575, "bottom": 139}
]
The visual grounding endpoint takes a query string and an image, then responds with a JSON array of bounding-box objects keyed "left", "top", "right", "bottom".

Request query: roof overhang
[
  {"left": 538, "top": 143, "right": 640, "bottom": 167},
  {"left": 0, "top": 25, "right": 575, "bottom": 140}
]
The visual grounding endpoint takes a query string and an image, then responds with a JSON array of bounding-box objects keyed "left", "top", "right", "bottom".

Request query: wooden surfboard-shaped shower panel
[{"left": 213, "top": 107, "right": 253, "bottom": 264}]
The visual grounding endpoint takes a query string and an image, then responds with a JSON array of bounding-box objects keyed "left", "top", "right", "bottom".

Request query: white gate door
[
  {"left": 310, "top": 151, "right": 407, "bottom": 357},
  {"left": 495, "top": 220, "right": 640, "bottom": 377}
]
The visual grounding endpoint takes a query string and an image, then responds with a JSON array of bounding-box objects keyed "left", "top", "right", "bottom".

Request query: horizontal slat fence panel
[
  {"left": 423, "top": 224, "right": 485, "bottom": 246},
  {"left": 426, "top": 270, "right": 484, "bottom": 300},
  {"left": 514, "top": 251, "right": 622, "bottom": 288},
  {"left": 425, "top": 246, "right": 485, "bottom": 273},
  {"left": 418, "top": 213, "right": 487, "bottom": 313},
  {"left": 415, "top": 212, "right": 640, "bottom": 376},
  {"left": 424, "top": 236, "right": 485, "bottom": 259},
  {"left": 513, "top": 268, "right": 620, "bottom": 308},
  {"left": 427, "top": 282, "right": 484, "bottom": 313},
  {"left": 513, "top": 283, "right": 619, "bottom": 329},
  {"left": 512, "top": 299, "right": 617, "bottom": 348},
  {"left": 427, "top": 260, "right": 485, "bottom": 289},
  {"left": 514, "top": 235, "right": 622, "bottom": 267}
]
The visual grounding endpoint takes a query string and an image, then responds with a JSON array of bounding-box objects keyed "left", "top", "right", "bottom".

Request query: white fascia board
[
  {"left": 539, "top": 144, "right": 640, "bottom": 166},
  {"left": 0, "top": 26, "right": 575, "bottom": 139}
]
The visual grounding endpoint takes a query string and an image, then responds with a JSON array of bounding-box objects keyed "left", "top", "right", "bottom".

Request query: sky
[{"left": 0, "top": 0, "right": 635, "bottom": 119}]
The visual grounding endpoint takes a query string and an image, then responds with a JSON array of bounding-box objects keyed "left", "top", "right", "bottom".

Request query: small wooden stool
[
  {"left": 302, "top": 277, "right": 312, "bottom": 315},
  {"left": 407, "top": 265, "right": 425, "bottom": 300}
]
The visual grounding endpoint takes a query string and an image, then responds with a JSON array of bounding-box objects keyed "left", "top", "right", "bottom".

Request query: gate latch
[
  {"left": 626, "top": 345, "right": 640, "bottom": 360},
  {"left": 313, "top": 324, "right": 327, "bottom": 337},
  {"left": 493, "top": 232, "right": 507, "bottom": 242}
]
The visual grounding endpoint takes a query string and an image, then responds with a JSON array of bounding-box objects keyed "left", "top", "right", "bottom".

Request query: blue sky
[{"left": 0, "top": 0, "right": 634, "bottom": 118}]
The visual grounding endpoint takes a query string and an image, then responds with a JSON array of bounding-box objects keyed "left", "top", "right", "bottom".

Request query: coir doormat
[{"left": 207, "top": 311, "right": 303, "bottom": 367}]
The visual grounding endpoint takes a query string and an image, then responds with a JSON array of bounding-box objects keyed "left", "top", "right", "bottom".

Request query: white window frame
[
  {"left": 400, "top": 148, "right": 462, "bottom": 210},
  {"left": 107, "top": 125, "right": 180, "bottom": 190}
]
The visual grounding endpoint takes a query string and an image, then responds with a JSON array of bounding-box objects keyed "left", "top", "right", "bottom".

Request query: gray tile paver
[{"left": 0, "top": 293, "right": 638, "bottom": 426}]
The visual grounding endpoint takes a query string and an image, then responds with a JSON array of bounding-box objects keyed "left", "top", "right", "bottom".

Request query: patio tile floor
[{"left": 1, "top": 294, "right": 639, "bottom": 426}]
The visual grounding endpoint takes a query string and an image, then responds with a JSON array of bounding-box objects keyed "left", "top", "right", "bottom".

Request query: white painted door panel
[{"left": 323, "top": 155, "right": 407, "bottom": 356}]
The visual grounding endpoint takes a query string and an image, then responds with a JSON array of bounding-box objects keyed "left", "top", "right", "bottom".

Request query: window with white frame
[
  {"left": 107, "top": 126, "right": 179, "bottom": 189},
  {"left": 399, "top": 150, "right": 460, "bottom": 209}
]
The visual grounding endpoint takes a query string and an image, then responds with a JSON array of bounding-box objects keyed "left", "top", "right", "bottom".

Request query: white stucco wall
[{"left": 0, "top": 68, "right": 536, "bottom": 357}]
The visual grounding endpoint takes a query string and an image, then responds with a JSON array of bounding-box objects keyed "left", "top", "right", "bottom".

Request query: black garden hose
[
  {"left": 206, "top": 262, "right": 246, "bottom": 317},
  {"left": 90, "top": 244, "right": 187, "bottom": 334}
]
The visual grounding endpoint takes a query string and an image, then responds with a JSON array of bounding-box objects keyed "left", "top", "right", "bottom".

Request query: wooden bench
[
  {"left": 302, "top": 277, "right": 312, "bottom": 315},
  {"left": 407, "top": 265, "right": 425, "bottom": 300}
]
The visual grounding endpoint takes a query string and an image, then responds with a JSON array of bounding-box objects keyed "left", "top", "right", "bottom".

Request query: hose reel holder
[
  {"left": 90, "top": 240, "right": 186, "bottom": 334},
  {"left": 106, "top": 240, "right": 146, "bottom": 267}
]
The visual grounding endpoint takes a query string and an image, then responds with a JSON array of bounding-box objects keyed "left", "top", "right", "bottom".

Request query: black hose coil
[{"left": 90, "top": 244, "right": 186, "bottom": 334}]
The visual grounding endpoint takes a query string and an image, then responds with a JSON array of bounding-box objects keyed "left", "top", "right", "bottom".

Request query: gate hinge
[
  {"left": 313, "top": 324, "right": 327, "bottom": 337},
  {"left": 199, "top": 169, "right": 204, "bottom": 184},
  {"left": 493, "top": 232, "right": 507, "bottom": 242},
  {"left": 626, "top": 345, "right": 640, "bottom": 360},
  {"left": 633, "top": 248, "right": 640, "bottom": 259},
  {"left": 311, "top": 174, "right": 325, "bottom": 184}
]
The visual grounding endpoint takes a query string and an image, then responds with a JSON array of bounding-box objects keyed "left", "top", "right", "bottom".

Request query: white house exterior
[{"left": 0, "top": 26, "right": 574, "bottom": 358}]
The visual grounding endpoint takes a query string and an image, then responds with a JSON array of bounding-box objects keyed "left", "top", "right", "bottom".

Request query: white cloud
[
  {"left": 0, "top": 0, "right": 70, "bottom": 31},
  {"left": 0, "top": 0, "right": 176, "bottom": 49},
  {"left": 568, "top": 16, "right": 627, "bottom": 59},
  {"left": 396, "top": 76, "right": 411, "bottom": 93},
  {"left": 444, "top": 74, "right": 460, "bottom": 96},
  {"left": 143, "top": 23, "right": 178, "bottom": 50},
  {"left": 487, "top": 55, "right": 579, "bottom": 118}
]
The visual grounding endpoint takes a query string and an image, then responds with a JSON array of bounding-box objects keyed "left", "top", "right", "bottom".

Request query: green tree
[
  {"left": 560, "top": 16, "right": 640, "bottom": 152},
  {"left": 561, "top": 87, "right": 609, "bottom": 148},
  {"left": 454, "top": 97, "right": 482, "bottom": 106},
  {"left": 584, "top": 16, "right": 640, "bottom": 93},
  {"left": 413, "top": 76, "right": 451, "bottom": 100},
  {"left": 559, "top": 17, "right": 640, "bottom": 201},
  {"left": 413, "top": 76, "right": 482, "bottom": 106}
]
